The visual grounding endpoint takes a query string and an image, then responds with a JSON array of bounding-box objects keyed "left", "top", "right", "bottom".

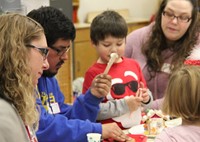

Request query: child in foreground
[{"left": 155, "top": 65, "right": 200, "bottom": 142}]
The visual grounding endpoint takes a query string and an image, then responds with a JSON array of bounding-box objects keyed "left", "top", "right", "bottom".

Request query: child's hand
[
  {"left": 125, "top": 95, "right": 143, "bottom": 112},
  {"left": 139, "top": 82, "right": 150, "bottom": 104},
  {"left": 90, "top": 74, "right": 112, "bottom": 98}
]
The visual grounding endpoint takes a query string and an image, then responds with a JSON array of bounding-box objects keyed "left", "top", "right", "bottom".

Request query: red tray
[
  {"left": 127, "top": 134, "right": 147, "bottom": 142},
  {"left": 103, "top": 134, "right": 147, "bottom": 142}
]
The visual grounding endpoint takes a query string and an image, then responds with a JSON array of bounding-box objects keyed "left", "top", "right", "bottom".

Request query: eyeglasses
[
  {"left": 162, "top": 11, "right": 191, "bottom": 23},
  {"left": 26, "top": 44, "right": 49, "bottom": 60},
  {"left": 49, "top": 46, "right": 70, "bottom": 56},
  {"left": 111, "top": 81, "right": 138, "bottom": 95}
]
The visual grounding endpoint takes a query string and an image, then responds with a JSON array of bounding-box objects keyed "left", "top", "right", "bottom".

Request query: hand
[
  {"left": 125, "top": 95, "right": 143, "bottom": 112},
  {"left": 102, "top": 123, "right": 131, "bottom": 141},
  {"left": 139, "top": 82, "right": 150, "bottom": 103},
  {"left": 90, "top": 74, "right": 112, "bottom": 98}
]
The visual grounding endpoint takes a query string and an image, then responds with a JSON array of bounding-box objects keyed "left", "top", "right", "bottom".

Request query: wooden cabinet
[
  {"left": 73, "top": 27, "right": 98, "bottom": 78},
  {"left": 128, "top": 21, "right": 150, "bottom": 33},
  {"left": 56, "top": 50, "right": 73, "bottom": 103}
]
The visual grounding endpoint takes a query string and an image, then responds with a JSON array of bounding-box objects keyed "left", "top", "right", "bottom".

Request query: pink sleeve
[
  {"left": 154, "top": 128, "right": 173, "bottom": 142},
  {"left": 125, "top": 23, "right": 153, "bottom": 69},
  {"left": 125, "top": 27, "right": 142, "bottom": 58},
  {"left": 125, "top": 23, "right": 153, "bottom": 58}
]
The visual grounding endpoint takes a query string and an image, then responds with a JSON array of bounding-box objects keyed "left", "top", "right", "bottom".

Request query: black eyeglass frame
[
  {"left": 49, "top": 46, "right": 70, "bottom": 56},
  {"left": 26, "top": 44, "right": 49, "bottom": 60},
  {"left": 162, "top": 11, "right": 192, "bottom": 23}
]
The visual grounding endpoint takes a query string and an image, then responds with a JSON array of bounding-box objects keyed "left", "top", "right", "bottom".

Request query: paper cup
[{"left": 87, "top": 133, "right": 101, "bottom": 142}]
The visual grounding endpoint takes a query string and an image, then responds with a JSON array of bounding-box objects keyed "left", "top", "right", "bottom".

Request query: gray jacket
[{"left": 0, "top": 98, "right": 30, "bottom": 142}]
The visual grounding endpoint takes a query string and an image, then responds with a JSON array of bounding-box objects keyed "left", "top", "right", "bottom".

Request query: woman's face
[
  {"left": 161, "top": 0, "right": 193, "bottom": 41},
  {"left": 29, "top": 34, "right": 49, "bottom": 86}
]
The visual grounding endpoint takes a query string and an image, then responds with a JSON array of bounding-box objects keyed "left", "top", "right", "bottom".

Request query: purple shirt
[
  {"left": 155, "top": 125, "right": 200, "bottom": 142},
  {"left": 125, "top": 23, "right": 173, "bottom": 100}
]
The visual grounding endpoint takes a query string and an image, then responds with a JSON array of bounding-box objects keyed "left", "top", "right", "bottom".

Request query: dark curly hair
[
  {"left": 142, "top": 0, "right": 199, "bottom": 79},
  {"left": 27, "top": 6, "right": 76, "bottom": 47}
]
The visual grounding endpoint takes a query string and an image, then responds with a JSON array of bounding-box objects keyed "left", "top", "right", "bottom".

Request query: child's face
[{"left": 93, "top": 35, "right": 125, "bottom": 64}]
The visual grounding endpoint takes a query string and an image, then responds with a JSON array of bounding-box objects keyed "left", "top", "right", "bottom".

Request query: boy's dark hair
[
  {"left": 90, "top": 10, "right": 128, "bottom": 45},
  {"left": 27, "top": 6, "right": 76, "bottom": 47}
]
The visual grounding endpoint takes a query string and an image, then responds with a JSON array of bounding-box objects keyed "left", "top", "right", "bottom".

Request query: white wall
[
  {"left": 21, "top": 0, "right": 159, "bottom": 23},
  {"left": 21, "top": 0, "right": 49, "bottom": 14},
  {"left": 78, "top": 0, "right": 159, "bottom": 23}
]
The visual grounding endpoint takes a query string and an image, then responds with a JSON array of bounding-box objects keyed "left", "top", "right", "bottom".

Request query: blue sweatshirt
[{"left": 36, "top": 76, "right": 102, "bottom": 142}]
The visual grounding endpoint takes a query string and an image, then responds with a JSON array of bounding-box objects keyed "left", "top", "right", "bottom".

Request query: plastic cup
[{"left": 87, "top": 133, "right": 101, "bottom": 142}]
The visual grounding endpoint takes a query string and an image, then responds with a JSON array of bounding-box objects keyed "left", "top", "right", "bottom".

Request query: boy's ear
[{"left": 90, "top": 40, "right": 94, "bottom": 44}]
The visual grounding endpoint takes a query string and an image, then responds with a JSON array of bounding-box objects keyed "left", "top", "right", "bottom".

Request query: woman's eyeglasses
[
  {"left": 162, "top": 11, "right": 191, "bottom": 23},
  {"left": 26, "top": 44, "right": 49, "bottom": 60},
  {"left": 111, "top": 81, "right": 138, "bottom": 95},
  {"left": 49, "top": 46, "right": 70, "bottom": 56}
]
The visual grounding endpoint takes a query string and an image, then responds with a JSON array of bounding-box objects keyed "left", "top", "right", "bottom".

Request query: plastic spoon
[{"left": 104, "top": 53, "right": 118, "bottom": 74}]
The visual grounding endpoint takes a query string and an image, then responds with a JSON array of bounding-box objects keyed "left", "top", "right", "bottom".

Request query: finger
[
  {"left": 99, "top": 74, "right": 112, "bottom": 81},
  {"left": 142, "top": 92, "right": 148, "bottom": 98},
  {"left": 97, "top": 88, "right": 108, "bottom": 96},
  {"left": 96, "top": 75, "right": 111, "bottom": 87},
  {"left": 136, "top": 89, "right": 140, "bottom": 97},
  {"left": 114, "top": 135, "right": 126, "bottom": 142},
  {"left": 112, "top": 126, "right": 124, "bottom": 136},
  {"left": 139, "top": 82, "right": 144, "bottom": 89},
  {"left": 135, "top": 96, "right": 143, "bottom": 102},
  {"left": 119, "top": 133, "right": 126, "bottom": 139},
  {"left": 136, "top": 88, "right": 142, "bottom": 98},
  {"left": 96, "top": 81, "right": 110, "bottom": 92},
  {"left": 141, "top": 88, "right": 147, "bottom": 94},
  {"left": 112, "top": 131, "right": 126, "bottom": 141},
  {"left": 139, "top": 88, "right": 142, "bottom": 98}
]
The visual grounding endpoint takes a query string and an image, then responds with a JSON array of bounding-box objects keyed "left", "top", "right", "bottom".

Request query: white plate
[
  {"left": 128, "top": 118, "right": 182, "bottom": 137},
  {"left": 128, "top": 124, "right": 145, "bottom": 134}
]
